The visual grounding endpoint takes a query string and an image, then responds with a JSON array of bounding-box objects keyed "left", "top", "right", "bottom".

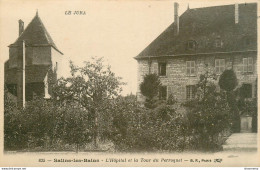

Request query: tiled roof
[
  {"left": 136, "top": 3, "right": 257, "bottom": 59},
  {"left": 9, "top": 13, "right": 63, "bottom": 54}
]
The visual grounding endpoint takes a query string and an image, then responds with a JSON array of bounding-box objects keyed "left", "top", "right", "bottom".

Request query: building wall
[
  {"left": 51, "top": 47, "right": 63, "bottom": 79},
  {"left": 32, "top": 47, "right": 52, "bottom": 65},
  {"left": 6, "top": 45, "right": 62, "bottom": 101},
  {"left": 137, "top": 52, "right": 257, "bottom": 102},
  {"left": 8, "top": 47, "right": 18, "bottom": 68},
  {"left": 8, "top": 46, "right": 52, "bottom": 68}
]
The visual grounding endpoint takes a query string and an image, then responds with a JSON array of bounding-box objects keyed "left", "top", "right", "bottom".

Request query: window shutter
[
  {"left": 221, "top": 59, "right": 225, "bottom": 72},
  {"left": 168, "top": 86, "right": 175, "bottom": 99},
  {"left": 243, "top": 58, "right": 248, "bottom": 73},
  {"left": 191, "top": 68, "right": 195, "bottom": 75},
  {"left": 154, "top": 63, "right": 158, "bottom": 74},
  {"left": 186, "top": 61, "right": 190, "bottom": 75},
  {"left": 248, "top": 57, "right": 253, "bottom": 72},
  {"left": 182, "top": 86, "right": 186, "bottom": 101},
  {"left": 215, "top": 59, "right": 219, "bottom": 73},
  {"left": 192, "top": 61, "right": 195, "bottom": 75},
  {"left": 191, "top": 61, "right": 195, "bottom": 67}
]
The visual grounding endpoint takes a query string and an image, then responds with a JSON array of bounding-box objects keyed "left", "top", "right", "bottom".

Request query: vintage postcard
[{"left": 0, "top": 0, "right": 259, "bottom": 167}]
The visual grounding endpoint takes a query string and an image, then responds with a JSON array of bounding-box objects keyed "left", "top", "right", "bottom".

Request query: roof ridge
[{"left": 189, "top": 2, "right": 256, "bottom": 10}]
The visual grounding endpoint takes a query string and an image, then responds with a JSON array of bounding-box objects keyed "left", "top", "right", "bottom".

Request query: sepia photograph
[{"left": 0, "top": 0, "right": 259, "bottom": 167}]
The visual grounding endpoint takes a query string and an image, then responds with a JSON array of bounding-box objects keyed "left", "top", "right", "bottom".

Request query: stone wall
[{"left": 136, "top": 52, "right": 257, "bottom": 103}]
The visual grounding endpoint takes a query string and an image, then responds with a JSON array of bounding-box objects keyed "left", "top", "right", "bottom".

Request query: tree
[
  {"left": 218, "top": 69, "right": 239, "bottom": 132},
  {"left": 183, "top": 72, "right": 231, "bottom": 151},
  {"left": 140, "top": 74, "right": 161, "bottom": 108},
  {"left": 219, "top": 70, "right": 238, "bottom": 92},
  {"left": 52, "top": 57, "right": 124, "bottom": 148},
  {"left": 62, "top": 106, "right": 93, "bottom": 153}
]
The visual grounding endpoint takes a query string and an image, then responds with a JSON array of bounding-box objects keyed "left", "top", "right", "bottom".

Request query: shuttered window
[
  {"left": 186, "top": 85, "right": 196, "bottom": 100},
  {"left": 243, "top": 57, "right": 253, "bottom": 73}
]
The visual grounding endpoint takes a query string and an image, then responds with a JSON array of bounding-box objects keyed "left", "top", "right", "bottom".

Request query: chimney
[
  {"left": 174, "top": 2, "right": 179, "bottom": 35},
  {"left": 235, "top": 3, "right": 239, "bottom": 24},
  {"left": 19, "top": 19, "right": 24, "bottom": 36}
]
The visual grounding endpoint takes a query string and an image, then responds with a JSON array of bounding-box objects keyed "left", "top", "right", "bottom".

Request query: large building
[
  {"left": 4, "top": 12, "right": 63, "bottom": 107},
  {"left": 135, "top": 3, "right": 257, "bottom": 102},
  {"left": 135, "top": 3, "right": 257, "bottom": 131}
]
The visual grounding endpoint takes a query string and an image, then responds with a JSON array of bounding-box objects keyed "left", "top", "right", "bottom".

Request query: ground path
[{"left": 222, "top": 133, "right": 257, "bottom": 152}]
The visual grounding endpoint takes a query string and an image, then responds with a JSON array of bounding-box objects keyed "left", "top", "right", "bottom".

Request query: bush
[
  {"left": 108, "top": 96, "right": 189, "bottom": 152},
  {"left": 219, "top": 69, "right": 238, "bottom": 92},
  {"left": 140, "top": 74, "right": 161, "bottom": 109},
  {"left": 4, "top": 96, "right": 94, "bottom": 152},
  {"left": 183, "top": 73, "right": 231, "bottom": 151},
  {"left": 219, "top": 69, "right": 239, "bottom": 132}
]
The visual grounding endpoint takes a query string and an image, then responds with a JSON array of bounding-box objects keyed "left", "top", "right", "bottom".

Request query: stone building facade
[
  {"left": 135, "top": 3, "right": 257, "bottom": 104},
  {"left": 4, "top": 12, "right": 63, "bottom": 106}
]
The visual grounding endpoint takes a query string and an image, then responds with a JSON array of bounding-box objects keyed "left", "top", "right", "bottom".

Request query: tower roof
[{"left": 9, "top": 12, "right": 63, "bottom": 54}]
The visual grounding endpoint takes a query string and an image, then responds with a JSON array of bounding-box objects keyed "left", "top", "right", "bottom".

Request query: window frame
[
  {"left": 243, "top": 36, "right": 252, "bottom": 46},
  {"left": 186, "top": 85, "right": 196, "bottom": 100},
  {"left": 186, "top": 61, "right": 196, "bottom": 76},
  {"left": 158, "top": 62, "right": 167, "bottom": 76},
  {"left": 215, "top": 59, "right": 225, "bottom": 74},
  {"left": 215, "top": 39, "right": 222, "bottom": 48},
  {"left": 243, "top": 57, "right": 253, "bottom": 73},
  {"left": 187, "top": 40, "right": 196, "bottom": 50}
]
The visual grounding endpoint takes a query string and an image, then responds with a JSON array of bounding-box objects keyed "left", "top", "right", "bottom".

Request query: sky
[{"left": 0, "top": 0, "right": 256, "bottom": 96}]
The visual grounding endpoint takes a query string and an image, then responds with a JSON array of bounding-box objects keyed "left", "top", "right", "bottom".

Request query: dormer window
[
  {"left": 187, "top": 40, "right": 196, "bottom": 50},
  {"left": 244, "top": 36, "right": 252, "bottom": 46},
  {"left": 215, "top": 39, "right": 222, "bottom": 48}
]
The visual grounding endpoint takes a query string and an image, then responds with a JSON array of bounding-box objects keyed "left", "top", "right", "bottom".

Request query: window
[
  {"left": 243, "top": 57, "right": 253, "bottom": 73},
  {"left": 244, "top": 36, "right": 252, "bottom": 46},
  {"left": 159, "top": 86, "right": 167, "bottom": 100},
  {"left": 215, "top": 59, "right": 225, "bottom": 74},
  {"left": 158, "top": 62, "right": 166, "bottom": 76},
  {"left": 56, "top": 62, "right": 58, "bottom": 71},
  {"left": 215, "top": 39, "right": 222, "bottom": 48},
  {"left": 186, "top": 61, "right": 195, "bottom": 76},
  {"left": 187, "top": 41, "right": 196, "bottom": 50},
  {"left": 240, "top": 84, "right": 252, "bottom": 98},
  {"left": 186, "top": 85, "right": 196, "bottom": 100},
  {"left": 7, "top": 84, "right": 17, "bottom": 96}
]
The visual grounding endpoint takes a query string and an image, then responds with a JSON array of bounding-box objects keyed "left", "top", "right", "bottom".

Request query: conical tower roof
[{"left": 10, "top": 12, "right": 63, "bottom": 54}]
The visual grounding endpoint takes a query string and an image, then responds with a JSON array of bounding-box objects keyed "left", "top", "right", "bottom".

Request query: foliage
[
  {"left": 218, "top": 69, "right": 238, "bottom": 92},
  {"left": 107, "top": 95, "right": 189, "bottom": 152},
  {"left": 61, "top": 106, "right": 93, "bottom": 152},
  {"left": 218, "top": 69, "right": 239, "bottom": 132},
  {"left": 139, "top": 74, "right": 161, "bottom": 109},
  {"left": 52, "top": 57, "right": 125, "bottom": 147},
  {"left": 4, "top": 96, "right": 94, "bottom": 152},
  {"left": 183, "top": 72, "right": 231, "bottom": 151},
  {"left": 4, "top": 87, "right": 25, "bottom": 150}
]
